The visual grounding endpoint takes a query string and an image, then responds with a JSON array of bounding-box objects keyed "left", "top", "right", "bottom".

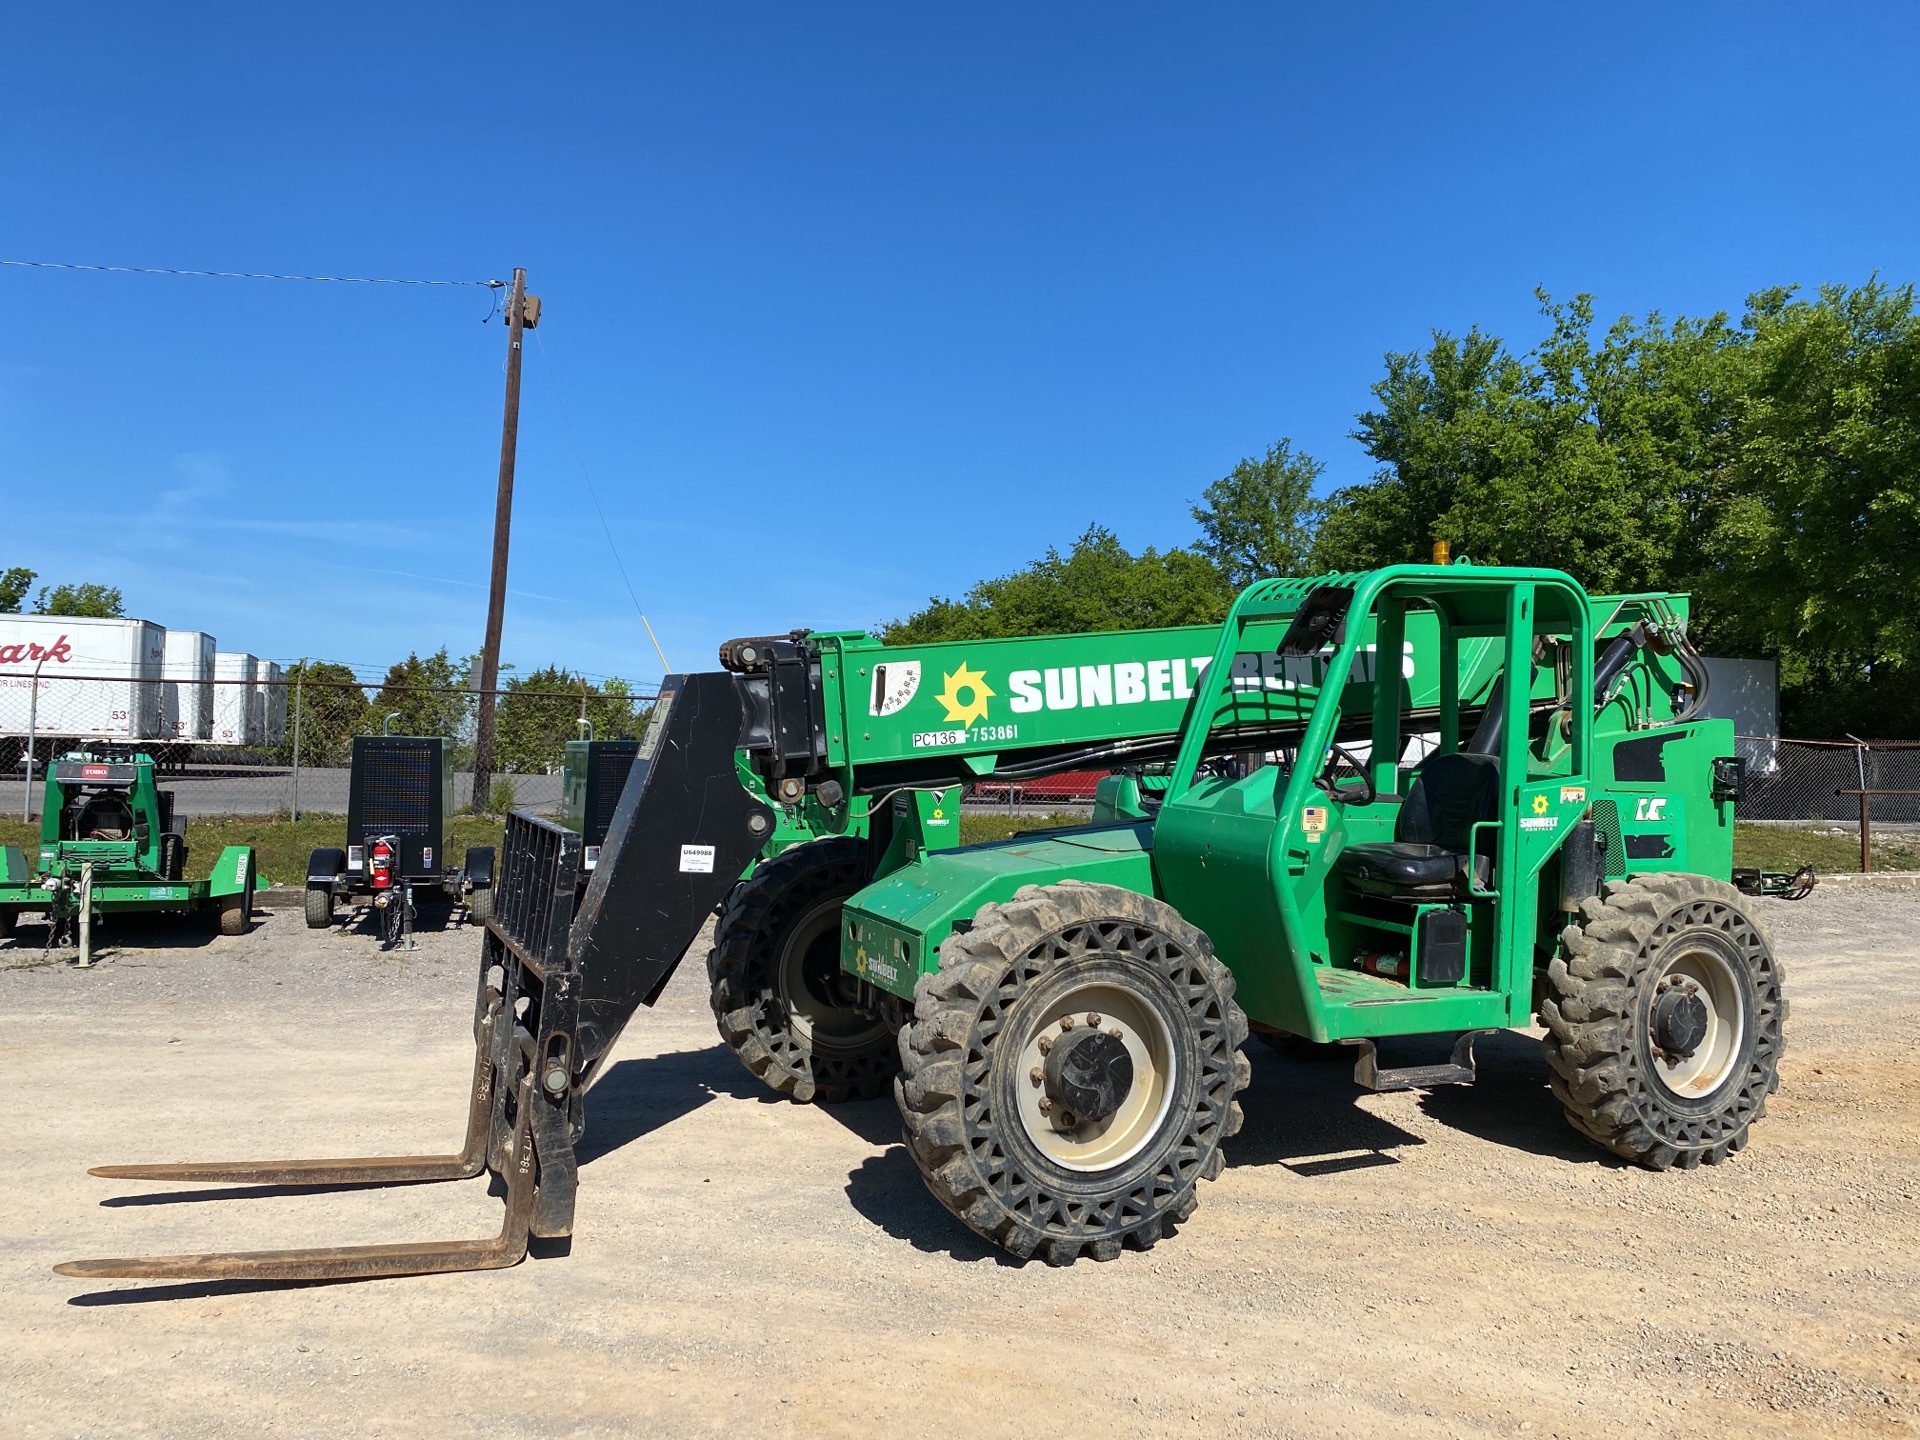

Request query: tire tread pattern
[
  {"left": 896, "top": 880, "right": 1251, "bottom": 1265},
  {"left": 706, "top": 837, "right": 897, "bottom": 1104},
  {"left": 303, "top": 888, "right": 332, "bottom": 930},
  {"left": 1541, "top": 871, "right": 1786, "bottom": 1169}
]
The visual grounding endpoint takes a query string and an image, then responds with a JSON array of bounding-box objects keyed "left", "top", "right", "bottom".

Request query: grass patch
[
  {"left": 1732, "top": 821, "right": 1920, "bottom": 875},
  {"left": 0, "top": 814, "right": 507, "bottom": 886}
]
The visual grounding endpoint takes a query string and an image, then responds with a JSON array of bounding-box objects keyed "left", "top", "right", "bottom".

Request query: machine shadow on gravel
[
  {"left": 842, "top": 1149, "right": 1019, "bottom": 1264},
  {"left": 576, "top": 1044, "right": 900, "bottom": 1165},
  {"left": 0, "top": 912, "right": 230, "bottom": 959},
  {"left": 1415, "top": 1029, "right": 1625, "bottom": 1166},
  {"left": 838, "top": 1043, "right": 1439, "bottom": 1263},
  {"left": 335, "top": 901, "right": 468, "bottom": 939},
  {"left": 1229, "top": 1044, "right": 1427, "bottom": 1174}
]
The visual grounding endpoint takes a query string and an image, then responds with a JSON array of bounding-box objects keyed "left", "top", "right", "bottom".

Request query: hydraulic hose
[{"left": 1592, "top": 622, "right": 1653, "bottom": 703}]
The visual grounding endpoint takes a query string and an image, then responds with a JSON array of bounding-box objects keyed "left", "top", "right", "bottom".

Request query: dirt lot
[{"left": 2, "top": 884, "right": 1916, "bottom": 1439}]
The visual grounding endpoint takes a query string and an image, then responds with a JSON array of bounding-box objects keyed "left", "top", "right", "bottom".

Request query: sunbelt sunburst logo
[{"left": 934, "top": 663, "right": 994, "bottom": 727}]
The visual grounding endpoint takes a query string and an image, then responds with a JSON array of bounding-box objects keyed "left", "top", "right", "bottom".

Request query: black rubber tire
[
  {"left": 707, "top": 837, "right": 898, "bottom": 1103},
  {"left": 896, "top": 880, "right": 1251, "bottom": 1265},
  {"left": 304, "top": 887, "right": 333, "bottom": 930},
  {"left": 467, "top": 886, "right": 494, "bottom": 927},
  {"left": 219, "top": 884, "right": 252, "bottom": 937},
  {"left": 1543, "top": 872, "right": 1786, "bottom": 1169}
]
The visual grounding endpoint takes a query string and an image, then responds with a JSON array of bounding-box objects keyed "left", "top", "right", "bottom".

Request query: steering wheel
[{"left": 1313, "top": 744, "right": 1378, "bottom": 806}]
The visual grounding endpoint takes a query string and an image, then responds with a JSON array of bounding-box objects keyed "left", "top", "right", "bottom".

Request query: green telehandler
[{"left": 58, "top": 560, "right": 1780, "bottom": 1282}]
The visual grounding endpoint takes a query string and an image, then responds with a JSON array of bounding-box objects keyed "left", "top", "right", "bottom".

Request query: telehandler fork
[{"left": 59, "top": 672, "right": 772, "bottom": 1282}]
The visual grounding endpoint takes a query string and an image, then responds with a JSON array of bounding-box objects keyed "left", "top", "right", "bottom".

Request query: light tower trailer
[
  {"left": 302, "top": 735, "right": 496, "bottom": 936},
  {"left": 0, "top": 752, "right": 256, "bottom": 943},
  {"left": 560, "top": 737, "right": 640, "bottom": 888}
]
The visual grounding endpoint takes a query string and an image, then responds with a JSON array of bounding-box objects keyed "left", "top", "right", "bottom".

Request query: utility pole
[{"left": 471, "top": 268, "right": 539, "bottom": 811}]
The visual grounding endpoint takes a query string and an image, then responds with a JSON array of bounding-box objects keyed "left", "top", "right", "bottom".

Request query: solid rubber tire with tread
[
  {"left": 1542, "top": 871, "right": 1785, "bottom": 1169},
  {"left": 896, "top": 879, "right": 1251, "bottom": 1266},
  {"left": 707, "top": 837, "right": 898, "bottom": 1104},
  {"left": 467, "top": 886, "right": 494, "bottom": 927}
]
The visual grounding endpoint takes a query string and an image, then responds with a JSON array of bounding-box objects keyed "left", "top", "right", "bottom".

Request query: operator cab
[
  {"left": 1155, "top": 565, "right": 1599, "bottom": 1028},
  {"left": 1303, "top": 573, "right": 1595, "bottom": 993}
]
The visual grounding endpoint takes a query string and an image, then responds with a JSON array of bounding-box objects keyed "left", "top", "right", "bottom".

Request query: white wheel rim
[
  {"left": 1649, "top": 943, "right": 1746, "bottom": 1098},
  {"left": 1013, "top": 978, "right": 1176, "bottom": 1173}
]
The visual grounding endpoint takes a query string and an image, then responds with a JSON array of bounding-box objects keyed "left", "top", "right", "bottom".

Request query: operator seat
[{"left": 1334, "top": 752, "right": 1500, "bottom": 899}]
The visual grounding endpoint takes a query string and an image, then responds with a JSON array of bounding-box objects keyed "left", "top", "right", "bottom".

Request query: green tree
[
  {"left": 0, "top": 567, "right": 34, "bottom": 613},
  {"left": 882, "top": 525, "right": 1231, "bottom": 643},
  {"left": 278, "top": 660, "right": 371, "bottom": 767},
  {"left": 495, "top": 667, "right": 645, "bottom": 773},
  {"left": 1190, "top": 440, "right": 1324, "bottom": 589},
  {"left": 1692, "top": 280, "right": 1920, "bottom": 735},
  {"left": 35, "top": 581, "right": 125, "bottom": 617},
  {"left": 1315, "top": 293, "right": 1743, "bottom": 596},
  {"left": 371, "top": 648, "right": 470, "bottom": 739}
]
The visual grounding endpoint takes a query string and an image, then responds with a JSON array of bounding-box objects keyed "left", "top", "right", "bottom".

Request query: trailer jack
[{"left": 58, "top": 673, "right": 772, "bottom": 1286}]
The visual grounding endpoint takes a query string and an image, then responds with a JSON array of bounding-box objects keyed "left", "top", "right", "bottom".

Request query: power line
[
  {"left": 531, "top": 328, "right": 674, "bottom": 676},
  {"left": 0, "top": 258, "right": 501, "bottom": 287}
]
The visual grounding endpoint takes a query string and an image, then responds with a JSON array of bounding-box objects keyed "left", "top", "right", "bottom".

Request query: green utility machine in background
[
  {"left": 62, "top": 561, "right": 1785, "bottom": 1285},
  {"left": 560, "top": 736, "right": 824, "bottom": 900},
  {"left": 0, "top": 752, "right": 256, "bottom": 942},
  {"left": 561, "top": 738, "right": 642, "bottom": 882}
]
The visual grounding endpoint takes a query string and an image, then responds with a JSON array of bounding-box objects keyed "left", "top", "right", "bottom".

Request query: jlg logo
[{"left": 1635, "top": 797, "right": 1669, "bottom": 821}]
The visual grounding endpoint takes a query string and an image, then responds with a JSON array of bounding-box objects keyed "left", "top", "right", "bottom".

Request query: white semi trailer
[
  {"left": 255, "top": 659, "right": 287, "bottom": 747},
  {"left": 213, "top": 652, "right": 262, "bottom": 746},
  {"left": 162, "top": 630, "right": 217, "bottom": 742},
  {"left": 0, "top": 615, "right": 167, "bottom": 744}
]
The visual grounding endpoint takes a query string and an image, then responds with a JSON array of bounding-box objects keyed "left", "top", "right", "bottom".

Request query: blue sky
[{"left": 4, "top": 3, "right": 1916, "bottom": 689}]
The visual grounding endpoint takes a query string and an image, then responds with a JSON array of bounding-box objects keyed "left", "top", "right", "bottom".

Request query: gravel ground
[{"left": 0, "top": 884, "right": 1915, "bottom": 1439}]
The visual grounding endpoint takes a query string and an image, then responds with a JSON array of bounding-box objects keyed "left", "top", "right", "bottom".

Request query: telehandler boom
[{"left": 58, "top": 562, "right": 1779, "bottom": 1282}]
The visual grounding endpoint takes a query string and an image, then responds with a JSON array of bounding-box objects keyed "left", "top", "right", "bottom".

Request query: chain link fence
[
  {"left": 1736, "top": 737, "right": 1920, "bottom": 825},
  {"left": 2, "top": 672, "right": 655, "bottom": 820}
]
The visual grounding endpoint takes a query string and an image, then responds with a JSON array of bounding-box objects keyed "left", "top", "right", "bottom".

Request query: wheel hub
[
  {"left": 1644, "top": 942, "right": 1749, "bottom": 1099},
  {"left": 1044, "top": 1027, "right": 1133, "bottom": 1122},
  {"left": 1652, "top": 980, "right": 1709, "bottom": 1060},
  {"left": 1015, "top": 985, "right": 1177, "bottom": 1172},
  {"left": 777, "top": 898, "right": 890, "bottom": 1049}
]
